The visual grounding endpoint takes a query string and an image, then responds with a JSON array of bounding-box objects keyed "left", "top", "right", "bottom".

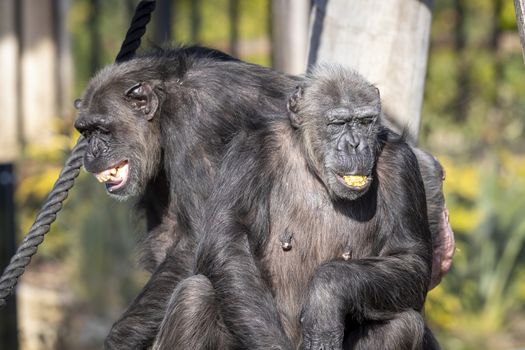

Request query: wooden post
[
  {"left": 514, "top": 0, "right": 525, "bottom": 63},
  {"left": 0, "top": 0, "right": 20, "bottom": 163},
  {"left": 229, "top": 0, "right": 240, "bottom": 57},
  {"left": 271, "top": 0, "right": 310, "bottom": 74},
  {"left": 55, "top": 0, "right": 73, "bottom": 119},
  {"left": 20, "top": 0, "right": 58, "bottom": 146},
  {"left": 154, "top": 0, "right": 172, "bottom": 45},
  {"left": 190, "top": 0, "right": 201, "bottom": 43},
  {"left": 307, "top": 0, "right": 433, "bottom": 144}
]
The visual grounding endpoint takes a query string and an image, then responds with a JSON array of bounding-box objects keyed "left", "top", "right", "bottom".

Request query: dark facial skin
[
  {"left": 75, "top": 79, "right": 163, "bottom": 200},
  {"left": 288, "top": 71, "right": 382, "bottom": 201}
]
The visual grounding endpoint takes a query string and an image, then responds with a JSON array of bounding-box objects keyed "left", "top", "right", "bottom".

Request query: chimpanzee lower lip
[
  {"left": 106, "top": 178, "right": 126, "bottom": 192},
  {"left": 92, "top": 160, "right": 130, "bottom": 192}
]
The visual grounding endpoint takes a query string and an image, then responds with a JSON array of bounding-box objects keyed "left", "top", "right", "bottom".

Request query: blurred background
[{"left": 0, "top": 0, "right": 524, "bottom": 349}]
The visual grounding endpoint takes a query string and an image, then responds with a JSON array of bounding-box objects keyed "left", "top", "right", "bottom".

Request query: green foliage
[
  {"left": 172, "top": 0, "right": 270, "bottom": 63},
  {"left": 427, "top": 153, "right": 525, "bottom": 349},
  {"left": 421, "top": 0, "right": 525, "bottom": 347},
  {"left": 15, "top": 0, "right": 525, "bottom": 347}
]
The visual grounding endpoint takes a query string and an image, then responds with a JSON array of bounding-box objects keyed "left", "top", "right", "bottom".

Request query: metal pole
[{"left": 0, "top": 164, "right": 19, "bottom": 350}]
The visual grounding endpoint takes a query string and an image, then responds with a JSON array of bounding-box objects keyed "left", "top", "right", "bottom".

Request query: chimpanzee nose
[
  {"left": 337, "top": 133, "right": 360, "bottom": 153},
  {"left": 89, "top": 138, "right": 108, "bottom": 158},
  {"left": 343, "top": 134, "right": 360, "bottom": 152},
  {"left": 347, "top": 134, "right": 360, "bottom": 149}
]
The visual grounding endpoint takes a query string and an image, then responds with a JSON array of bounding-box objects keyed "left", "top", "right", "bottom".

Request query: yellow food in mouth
[{"left": 342, "top": 175, "right": 368, "bottom": 188}]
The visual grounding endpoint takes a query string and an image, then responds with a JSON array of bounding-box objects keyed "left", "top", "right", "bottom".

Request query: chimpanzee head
[
  {"left": 287, "top": 65, "right": 382, "bottom": 201},
  {"left": 74, "top": 62, "right": 165, "bottom": 200}
]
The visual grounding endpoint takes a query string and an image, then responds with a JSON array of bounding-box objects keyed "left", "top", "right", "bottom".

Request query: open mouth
[
  {"left": 93, "top": 160, "right": 129, "bottom": 193},
  {"left": 335, "top": 173, "right": 371, "bottom": 190}
]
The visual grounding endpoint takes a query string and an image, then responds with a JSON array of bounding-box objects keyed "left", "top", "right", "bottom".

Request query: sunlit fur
[
  {"left": 75, "top": 48, "right": 445, "bottom": 350},
  {"left": 180, "top": 65, "right": 439, "bottom": 349},
  {"left": 74, "top": 47, "right": 301, "bottom": 349}
]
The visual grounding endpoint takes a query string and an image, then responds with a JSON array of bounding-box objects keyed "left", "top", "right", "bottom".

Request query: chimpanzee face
[
  {"left": 320, "top": 104, "right": 380, "bottom": 200},
  {"left": 287, "top": 66, "right": 381, "bottom": 201},
  {"left": 74, "top": 67, "right": 163, "bottom": 200}
]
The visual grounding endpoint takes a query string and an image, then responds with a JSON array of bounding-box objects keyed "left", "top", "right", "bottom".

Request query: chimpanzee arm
[
  {"left": 195, "top": 215, "right": 292, "bottom": 350},
  {"left": 300, "top": 144, "right": 433, "bottom": 349},
  {"left": 193, "top": 135, "right": 293, "bottom": 350},
  {"left": 104, "top": 239, "right": 195, "bottom": 350},
  {"left": 300, "top": 253, "right": 430, "bottom": 349}
]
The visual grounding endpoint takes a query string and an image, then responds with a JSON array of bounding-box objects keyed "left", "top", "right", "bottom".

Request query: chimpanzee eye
[{"left": 360, "top": 116, "right": 376, "bottom": 125}]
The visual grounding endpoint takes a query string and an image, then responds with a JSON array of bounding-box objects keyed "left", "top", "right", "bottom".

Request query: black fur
[
  {"left": 75, "top": 49, "right": 446, "bottom": 349},
  {"left": 176, "top": 65, "right": 441, "bottom": 349},
  {"left": 75, "top": 46, "right": 299, "bottom": 349}
]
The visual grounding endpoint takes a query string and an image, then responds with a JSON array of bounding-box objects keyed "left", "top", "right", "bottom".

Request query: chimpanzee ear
[
  {"left": 74, "top": 98, "right": 82, "bottom": 110},
  {"left": 373, "top": 86, "right": 380, "bottom": 99},
  {"left": 125, "top": 82, "right": 159, "bottom": 120},
  {"left": 287, "top": 85, "right": 304, "bottom": 128}
]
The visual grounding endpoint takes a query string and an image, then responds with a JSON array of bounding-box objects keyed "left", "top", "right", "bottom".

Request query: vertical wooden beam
[
  {"left": 20, "top": 0, "right": 58, "bottom": 146},
  {"left": 271, "top": 0, "right": 310, "bottom": 74},
  {"left": 229, "top": 0, "right": 240, "bottom": 57},
  {"left": 87, "top": 0, "right": 101, "bottom": 74},
  {"left": 190, "top": 0, "right": 201, "bottom": 43},
  {"left": 307, "top": 0, "right": 433, "bottom": 144},
  {"left": 55, "top": 0, "right": 73, "bottom": 119},
  {"left": 514, "top": 0, "right": 525, "bottom": 63},
  {"left": 0, "top": 0, "right": 20, "bottom": 162},
  {"left": 154, "top": 0, "right": 172, "bottom": 45}
]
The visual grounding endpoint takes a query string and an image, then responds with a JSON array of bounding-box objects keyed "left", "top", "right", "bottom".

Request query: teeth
[
  {"left": 96, "top": 173, "right": 110, "bottom": 183},
  {"left": 95, "top": 167, "right": 120, "bottom": 183},
  {"left": 343, "top": 175, "right": 368, "bottom": 188}
]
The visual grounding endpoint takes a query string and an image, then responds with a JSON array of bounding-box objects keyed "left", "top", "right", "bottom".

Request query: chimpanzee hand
[
  {"left": 300, "top": 268, "right": 345, "bottom": 350},
  {"left": 300, "top": 307, "right": 344, "bottom": 350},
  {"left": 301, "top": 326, "right": 344, "bottom": 350}
]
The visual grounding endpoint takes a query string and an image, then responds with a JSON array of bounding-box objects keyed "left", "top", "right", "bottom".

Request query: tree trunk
[
  {"left": 514, "top": 0, "right": 525, "bottom": 63},
  {"left": 307, "top": 0, "right": 433, "bottom": 144}
]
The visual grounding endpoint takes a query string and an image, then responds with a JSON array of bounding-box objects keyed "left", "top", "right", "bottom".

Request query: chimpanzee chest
[{"left": 262, "top": 186, "right": 374, "bottom": 344}]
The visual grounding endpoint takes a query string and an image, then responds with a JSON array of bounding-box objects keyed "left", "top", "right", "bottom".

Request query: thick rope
[
  {"left": 116, "top": 0, "right": 157, "bottom": 63},
  {"left": 0, "top": 137, "right": 87, "bottom": 306},
  {"left": 0, "top": 0, "right": 157, "bottom": 307}
]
